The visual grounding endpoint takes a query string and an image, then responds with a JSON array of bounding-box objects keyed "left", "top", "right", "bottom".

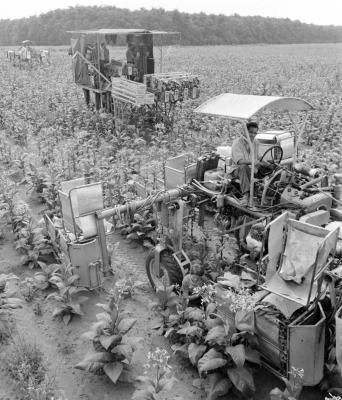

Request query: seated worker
[{"left": 231, "top": 122, "right": 269, "bottom": 205}]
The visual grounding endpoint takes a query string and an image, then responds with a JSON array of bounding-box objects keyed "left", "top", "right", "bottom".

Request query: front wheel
[{"left": 146, "top": 249, "right": 183, "bottom": 291}]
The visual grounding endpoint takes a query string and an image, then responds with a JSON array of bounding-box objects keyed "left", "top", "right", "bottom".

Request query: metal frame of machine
[
  {"left": 67, "top": 28, "right": 200, "bottom": 131},
  {"left": 90, "top": 93, "right": 340, "bottom": 286},
  {"left": 45, "top": 179, "right": 111, "bottom": 289},
  {"left": 46, "top": 92, "right": 342, "bottom": 386},
  {"left": 68, "top": 29, "right": 180, "bottom": 107}
]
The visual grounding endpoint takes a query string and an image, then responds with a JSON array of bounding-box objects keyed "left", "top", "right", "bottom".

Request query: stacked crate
[
  {"left": 111, "top": 78, "right": 155, "bottom": 106},
  {"left": 144, "top": 72, "right": 200, "bottom": 103}
]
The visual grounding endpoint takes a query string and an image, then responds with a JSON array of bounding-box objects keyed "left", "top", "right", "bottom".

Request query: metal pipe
[
  {"left": 96, "top": 187, "right": 184, "bottom": 220},
  {"left": 224, "top": 196, "right": 270, "bottom": 219},
  {"left": 300, "top": 175, "right": 326, "bottom": 190}
]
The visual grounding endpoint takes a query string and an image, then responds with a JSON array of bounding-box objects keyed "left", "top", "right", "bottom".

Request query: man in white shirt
[{"left": 231, "top": 122, "right": 268, "bottom": 205}]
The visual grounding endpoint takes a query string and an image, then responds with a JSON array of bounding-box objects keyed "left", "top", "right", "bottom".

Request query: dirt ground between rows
[{"left": 0, "top": 187, "right": 324, "bottom": 400}]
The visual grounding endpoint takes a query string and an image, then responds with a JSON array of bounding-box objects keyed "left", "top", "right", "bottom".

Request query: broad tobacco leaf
[
  {"left": 112, "top": 343, "right": 133, "bottom": 362},
  {"left": 227, "top": 366, "right": 255, "bottom": 394},
  {"left": 244, "top": 347, "right": 260, "bottom": 365},
  {"left": 188, "top": 343, "right": 207, "bottom": 366},
  {"left": 117, "top": 317, "right": 137, "bottom": 334},
  {"left": 205, "top": 326, "right": 227, "bottom": 346},
  {"left": 184, "top": 307, "right": 204, "bottom": 321},
  {"left": 225, "top": 344, "right": 245, "bottom": 368},
  {"left": 70, "top": 302, "right": 83, "bottom": 316},
  {"left": 118, "top": 365, "right": 138, "bottom": 383},
  {"left": 75, "top": 351, "right": 115, "bottom": 371},
  {"left": 122, "top": 336, "right": 143, "bottom": 350},
  {"left": 103, "top": 361, "right": 124, "bottom": 384},
  {"left": 158, "top": 376, "right": 177, "bottom": 392},
  {"left": 131, "top": 388, "right": 156, "bottom": 400},
  {"left": 171, "top": 343, "right": 189, "bottom": 358},
  {"left": 177, "top": 324, "right": 203, "bottom": 338},
  {"left": 52, "top": 306, "right": 65, "bottom": 318},
  {"left": 204, "top": 317, "right": 224, "bottom": 330},
  {"left": 204, "top": 372, "right": 232, "bottom": 400},
  {"left": 134, "top": 375, "right": 155, "bottom": 391},
  {"left": 235, "top": 310, "right": 255, "bottom": 332},
  {"left": 206, "top": 303, "right": 217, "bottom": 317},
  {"left": 99, "top": 334, "right": 122, "bottom": 350},
  {"left": 197, "top": 349, "right": 227, "bottom": 375}
]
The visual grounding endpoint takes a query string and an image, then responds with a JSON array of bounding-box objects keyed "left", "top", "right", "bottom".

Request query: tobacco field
[{"left": 0, "top": 43, "right": 341, "bottom": 400}]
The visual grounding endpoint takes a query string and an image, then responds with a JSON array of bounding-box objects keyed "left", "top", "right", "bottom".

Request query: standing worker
[
  {"left": 125, "top": 42, "right": 137, "bottom": 80},
  {"left": 99, "top": 41, "right": 109, "bottom": 74}
]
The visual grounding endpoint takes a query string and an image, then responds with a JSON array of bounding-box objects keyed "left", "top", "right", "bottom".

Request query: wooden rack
[{"left": 111, "top": 78, "right": 155, "bottom": 106}]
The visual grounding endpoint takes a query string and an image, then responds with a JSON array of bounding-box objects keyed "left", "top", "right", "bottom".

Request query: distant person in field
[
  {"left": 231, "top": 122, "right": 269, "bottom": 205},
  {"left": 19, "top": 43, "right": 31, "bottom": 61}
]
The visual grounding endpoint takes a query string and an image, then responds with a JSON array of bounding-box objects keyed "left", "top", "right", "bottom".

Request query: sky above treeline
[{"left": 0, "top": 0, "right": 341, "bottom": 26}]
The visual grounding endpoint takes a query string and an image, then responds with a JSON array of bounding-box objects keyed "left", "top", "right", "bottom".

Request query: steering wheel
[{"left": 259, "top": 145, "right": 283, "bottom": 165}]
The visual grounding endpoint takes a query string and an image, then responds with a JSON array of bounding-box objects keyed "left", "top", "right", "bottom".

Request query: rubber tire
[{"left": 146, "top": 249, "right": 183, "bottom": 291}]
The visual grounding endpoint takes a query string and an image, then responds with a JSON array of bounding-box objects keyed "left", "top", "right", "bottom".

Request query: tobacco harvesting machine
[
  {"left": 45, "top": 93, "right": 342, "bottom": 388},
  {"left": 6, "top": 40, "right": 50, "bottom": 68},
  {"left": 68, "top": 28, "right": 200, "bottom": 131}
]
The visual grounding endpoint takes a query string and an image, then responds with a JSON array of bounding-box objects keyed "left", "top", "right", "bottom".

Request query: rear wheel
[{"left": 146, "top": 249, "right": 183, "bottom": 291}]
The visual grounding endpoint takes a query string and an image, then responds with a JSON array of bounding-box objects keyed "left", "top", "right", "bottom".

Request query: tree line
[{"left": 0, "top": 6, "right": 341, "bottom": 46}]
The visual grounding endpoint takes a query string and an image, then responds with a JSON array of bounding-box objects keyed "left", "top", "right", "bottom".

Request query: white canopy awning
[
  {"left": 67, "top": 29, "right": 179, "bottom": 36},
  {"left": 194, "top": 93, "right": 314, "bottom": 120}
]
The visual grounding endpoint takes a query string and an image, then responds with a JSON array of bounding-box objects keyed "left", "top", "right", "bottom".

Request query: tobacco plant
[
  {"left": 154, "top": 283, "right": 260, "bottom": 399},
  {"left": 33, "top": 263, "right": 63, "bottom": 290},
  {"left": 15, "top": 221, "right": 54, "bottom": 269},
  {"left": 47, "top": 263, "right": 88, "bottom": 325},
  {"left": 132, "top": 348, "right": 177, "bottom": 400},
  {"left": 115, "top": 278, "right": 144, "bottom": 299},
  {"left": 19, "top": 277, "right": 40, "bottom": 302},
  {"left": 118, "top": 209, "right": 156, "bottom": 247},
  {"left": 0, "top": 175, "right": 18, "bottom": 225},
  {"left": 26, "top": 163, "right": 62, "bottom": 215},
  {"left": 150, "top": 284, "right": 181, "bottom": 335},
  {"left": 75, "top": 292, "right": 142, "bottom": 384},
  {"left": 0, "top": 273, "right": 22, "bottom": 342}
]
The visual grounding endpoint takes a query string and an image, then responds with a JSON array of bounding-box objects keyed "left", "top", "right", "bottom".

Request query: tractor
[
  {"left": 45, "top": 92, "right": 342, "bottom": 388},
  {"left": 67, "top": 28, "right": 200, "bottom": 131}
]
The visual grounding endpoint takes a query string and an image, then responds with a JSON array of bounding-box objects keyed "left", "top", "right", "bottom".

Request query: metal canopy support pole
[
  {"left": 96, "top": 33, "right": 101, "bottom": 89},
  {"left": 240, "top": 121, "right": 255, "bottom": 207},
  {"left": 288, "top": 111, "right": 309, "bottom": 169},
  {"left": 159, "top": 46, "right": 163, "bottom": 73}
]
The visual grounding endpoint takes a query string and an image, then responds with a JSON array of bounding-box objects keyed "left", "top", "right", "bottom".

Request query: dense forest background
[{"left": 0, "top": 6, "right": 342, "bottom": 46}]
